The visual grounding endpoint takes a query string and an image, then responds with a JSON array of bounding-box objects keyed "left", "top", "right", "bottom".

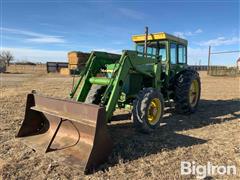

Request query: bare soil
[{"left": 0, "top": 72, "right": 239, "bottom": 179}]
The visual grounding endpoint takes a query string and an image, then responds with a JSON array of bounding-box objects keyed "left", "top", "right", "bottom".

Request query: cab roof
[{"left": 132, "top": 32, "right": 188, "bottom": 45}]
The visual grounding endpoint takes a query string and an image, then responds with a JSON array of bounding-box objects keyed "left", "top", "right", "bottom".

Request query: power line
[{"left": 211, "top": 50, "right": 240, "bottom": 55}]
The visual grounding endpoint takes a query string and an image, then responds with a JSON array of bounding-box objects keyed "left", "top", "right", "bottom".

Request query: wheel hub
[
  {"left": 147, "top": 98, "right": 161, "bottom": 125},
  {"left": 189, "top": 79, "right": 199, "bottom": 107}
]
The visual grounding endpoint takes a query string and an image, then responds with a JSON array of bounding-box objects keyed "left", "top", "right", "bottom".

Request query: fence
[
  {"left": 207, "top": 46, "right": 240, "bottom": 76},
  {"left": 189, "top": 65, "right": 225, "bottom": 71},
  {"left": 7, "top": 64, "right": 46, "bottom": 74},
  {"left": 208, "top": 66, "right": 239, "bottom": 76}
]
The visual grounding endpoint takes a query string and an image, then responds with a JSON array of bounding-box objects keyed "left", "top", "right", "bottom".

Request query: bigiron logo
[{"left": 180, "top": 161, "right": 237, "bottom": 179}]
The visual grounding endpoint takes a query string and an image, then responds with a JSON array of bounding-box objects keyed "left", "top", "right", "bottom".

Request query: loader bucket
[{"left": 16, "top": 93, "right": 113, "bottom": 173}]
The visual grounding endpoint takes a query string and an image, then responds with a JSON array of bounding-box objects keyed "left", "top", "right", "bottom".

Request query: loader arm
[
  {"left": 103, "top": 52, "right": 133, "bottom": 120},
  {"left": 70, "top": 51, "right": 120, "bottom": 100},
  {"left": 70, "top": 51, "right": 134, "bottom": 120},
  {"left": 73, "top": 50, "right": 161, "bottom": 121}
]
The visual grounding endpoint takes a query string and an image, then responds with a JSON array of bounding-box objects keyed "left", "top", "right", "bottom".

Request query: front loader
[{"left": 17, "top": 27, "right": 201, "bottom": 173}]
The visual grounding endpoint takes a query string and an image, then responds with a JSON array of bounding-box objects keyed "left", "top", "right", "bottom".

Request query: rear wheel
[
  {"left": 174, "top": 70, "right": 201, "bottom": 114},
  {"left": 85, "top": 85, "right": 106, "bottom": 105},
  {"left": 132, "top": 88, "right": 164, "bottom": 133}
]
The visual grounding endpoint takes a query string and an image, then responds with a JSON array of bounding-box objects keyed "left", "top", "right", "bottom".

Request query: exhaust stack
[{"left": 144, "top": 26, "right": 148, "bottom": 57}]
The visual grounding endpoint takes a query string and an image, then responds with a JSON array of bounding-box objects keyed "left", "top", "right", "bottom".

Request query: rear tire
[
  {"left": 174, "top": 70, "right": 201, "bottom": 114},
  {"left": 85, "top": 85, "right": 106, "bottom": 105},
  {"left": 132, "top": 88, "right": 164, "bottom": 133}
]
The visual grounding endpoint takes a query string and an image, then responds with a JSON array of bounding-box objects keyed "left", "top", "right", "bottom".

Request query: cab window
[
  {"left": 159, "top": 43, "right": 166, "bottom": 61},
  {"left": 136, "top": 45, "right": 144, "bottom": 54},
  {"left": 136, "top": 45, "right": 157, "bottom": 59},
  {"left": 178, "top": 45, "right": 186, "bottom": 64},
  {"left": 170, "top": 43, "right": 177, "bottom": 64},
  {"left": 147, "top": 47, "right": 157, "bottom": 58}
]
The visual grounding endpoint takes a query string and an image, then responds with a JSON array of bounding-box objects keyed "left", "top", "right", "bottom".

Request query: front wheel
[
  {"left": 132, "top": 88, "right": 164, "bottom": 133},
  {"left": 85, "top": 85, "right": 106, "bottom": 105}
]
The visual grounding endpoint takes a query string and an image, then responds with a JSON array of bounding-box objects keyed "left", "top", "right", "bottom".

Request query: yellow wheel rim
[
  {"left": 147, "top": 98, "right": 161, "bottom": 125},
  {"left": 189, "top": 80, "right": 199, "bottom": 107}
]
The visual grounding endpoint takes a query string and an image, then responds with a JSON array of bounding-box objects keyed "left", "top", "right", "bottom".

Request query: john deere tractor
[{"left": 17, "top": 27, "right": 201, "bottom": 173}]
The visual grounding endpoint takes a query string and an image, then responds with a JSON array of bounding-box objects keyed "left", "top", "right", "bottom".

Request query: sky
[{"left": 1, "top": 0, "right": 239, "bottom": 65}]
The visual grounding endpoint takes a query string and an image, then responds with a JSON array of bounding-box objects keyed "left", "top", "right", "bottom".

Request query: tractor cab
[
  {"left": 132, "top": 31, "right": 189, "bottom": 96},
  {"left": 132, "top": 32, "right": 188, "bottom": 68}
]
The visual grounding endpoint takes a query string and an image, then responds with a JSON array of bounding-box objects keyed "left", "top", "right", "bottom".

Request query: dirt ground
[{"left": 0, "top": 72, "right": 239, "bottom": 179}]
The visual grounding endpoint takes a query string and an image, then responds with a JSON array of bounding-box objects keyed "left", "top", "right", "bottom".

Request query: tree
[{"left": 0, "top": 51, "right": 14, "bottom": 66}]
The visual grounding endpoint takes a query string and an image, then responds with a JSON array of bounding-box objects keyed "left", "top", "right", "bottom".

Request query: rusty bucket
[{"left": 16, "top": 93, "right": 113, "bottom": 173}]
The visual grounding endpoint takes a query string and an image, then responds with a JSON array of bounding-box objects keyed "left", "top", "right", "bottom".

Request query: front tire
[
  {"left": 85, "top": 85, "right": 106, "bottom": 105},
  {"left": 132, "top": 88, "right": 164, "bottom": 133}
]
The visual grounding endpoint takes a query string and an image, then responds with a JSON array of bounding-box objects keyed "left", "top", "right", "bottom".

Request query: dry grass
[{"left": 0, "top": 72, "right": 239, "bottom": 179}]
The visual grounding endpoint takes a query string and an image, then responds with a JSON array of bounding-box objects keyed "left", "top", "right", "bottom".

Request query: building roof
[{"left": 132, "top": 32, "right": 188, "bottom": 45}]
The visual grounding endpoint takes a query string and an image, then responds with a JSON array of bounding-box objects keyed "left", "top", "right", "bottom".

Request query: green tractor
[
  {"left": 17, "top": 27, "right": 201, "bottom": 173},
  {"left": 71, "top": 27, "right": 201, "bottom": 131}
]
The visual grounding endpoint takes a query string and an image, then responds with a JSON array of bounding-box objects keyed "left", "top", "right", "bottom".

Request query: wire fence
[
  {"left": 206, "top": 46, "right": 240, "bottom": 77},
  {"left": 208, "top": 66, "right": 240, "bottom": 76}
]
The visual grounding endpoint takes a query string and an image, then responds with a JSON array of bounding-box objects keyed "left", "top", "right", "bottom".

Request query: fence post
[{"left": 207, "top": 46, "right": 211, "bottom": 75}]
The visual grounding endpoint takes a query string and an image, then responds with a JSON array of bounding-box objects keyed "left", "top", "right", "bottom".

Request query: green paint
[{"left": 70, "top": 38, "right": 188, "bottom": 122}]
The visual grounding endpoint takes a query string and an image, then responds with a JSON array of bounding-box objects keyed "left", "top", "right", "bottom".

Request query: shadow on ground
[{"left": 98, "top": 98, "right": 240, "bottom": 171}]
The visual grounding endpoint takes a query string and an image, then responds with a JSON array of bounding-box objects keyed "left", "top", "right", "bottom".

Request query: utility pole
[{"left": 207, "top": 46, "right": 211, "bottom": 75}]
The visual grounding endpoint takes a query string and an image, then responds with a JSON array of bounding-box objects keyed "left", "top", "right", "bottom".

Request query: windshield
[{"left": 136, "top": 42, "right": 167, "bottom": 60}]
